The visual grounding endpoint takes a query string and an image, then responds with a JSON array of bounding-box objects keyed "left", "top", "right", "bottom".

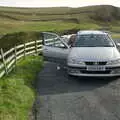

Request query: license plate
[{"left": 87, "top": 66, "right": 105, "bottom": 71}]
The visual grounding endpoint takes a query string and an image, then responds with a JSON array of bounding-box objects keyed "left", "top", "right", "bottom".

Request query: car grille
[
  {"left": 85, "top": 62, "right": 107, "bottom": 65},
  {"left": 80, "top": 70, "right": 111, "bottom": 74}
]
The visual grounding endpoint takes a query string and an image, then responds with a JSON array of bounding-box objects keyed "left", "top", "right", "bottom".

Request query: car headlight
[
  {"left": 68, "top": 58, "right": 85, "bottom": 65},
  {"left": 107, "top": 59, "right": 120, "bottom": 65}
]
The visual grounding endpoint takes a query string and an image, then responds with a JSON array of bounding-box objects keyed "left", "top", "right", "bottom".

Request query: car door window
[{"left": 42, "top": 32, "right": 66, "bottom": 48}]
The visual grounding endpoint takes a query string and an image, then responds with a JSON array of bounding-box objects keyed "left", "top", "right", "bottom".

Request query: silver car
[{"left": 42, "top": 30, "right": 120, "bottom": 77}]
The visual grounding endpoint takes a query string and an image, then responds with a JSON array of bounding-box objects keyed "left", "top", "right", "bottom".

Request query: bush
[{"left": 0, "top": 32, "right": 41, "bottom": 51}]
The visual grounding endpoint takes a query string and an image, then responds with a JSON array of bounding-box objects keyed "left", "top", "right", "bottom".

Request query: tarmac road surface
[{"left": 32, "top": 61, "right": 120, "bottom": 120}]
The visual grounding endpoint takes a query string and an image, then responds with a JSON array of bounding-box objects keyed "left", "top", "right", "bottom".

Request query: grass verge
[{"left": 0, "top": 55, "right": 43, "bottom": 120}]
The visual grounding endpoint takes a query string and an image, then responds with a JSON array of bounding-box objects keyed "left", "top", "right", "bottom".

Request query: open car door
[{"left": 41, "top": 32, "right": 69, "bottom": 65}]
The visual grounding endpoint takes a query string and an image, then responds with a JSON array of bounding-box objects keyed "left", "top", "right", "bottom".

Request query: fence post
[
  {"left": 24, "top": 42, "right": 26, "bottom": 58},
  {"left": 35, "top": 39, "right": 38, "bottom": 54},
  {"left": 14, "top": 45, "right": 17, "bottom": 67},
  {"left": 0, "top": 48, "right": 7, "bottom": 75}
]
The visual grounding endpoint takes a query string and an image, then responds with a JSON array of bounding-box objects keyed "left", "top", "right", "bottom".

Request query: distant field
[
  {"left": 0, "top": 21, "right": 102, "bottom": 34},
  {"left": 0, "top": 5, "right": 119, "bottom": 34},
  {"left": 0, "top": 5, "right": 118, "bottom": 21},
  {"left": 0, "top": 6, "right": 104, "bottom": 21},
  {"left": 0, "top": 5, "right": 119, "bottom": 51},
  {"left": 112, "top": 33, "right": 120, "bottom": 39},
  {"left": 0, "top": 20, "right": 119, "bottom": 38}
]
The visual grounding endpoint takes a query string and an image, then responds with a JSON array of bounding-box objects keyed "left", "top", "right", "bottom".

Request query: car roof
[{"left": 77, "top": 30, "right": 108, "bottom": 35}]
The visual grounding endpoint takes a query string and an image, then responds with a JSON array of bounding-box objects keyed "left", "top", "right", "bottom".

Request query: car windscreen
[{"left": 73, "top": 34, "right": 114, "bottom": 47}]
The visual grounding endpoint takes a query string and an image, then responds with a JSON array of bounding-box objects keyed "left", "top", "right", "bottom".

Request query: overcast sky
[{"left": 0, "top": 0, "right": 120, "bottom": 8}]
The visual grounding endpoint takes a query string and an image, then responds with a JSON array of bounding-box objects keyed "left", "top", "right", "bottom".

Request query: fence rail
[
  {"left": 0, "top": 33, "right": 70, "bottom": 78},
  {"left": 0, "top": 39, "right": 42, "bottom": 78}
]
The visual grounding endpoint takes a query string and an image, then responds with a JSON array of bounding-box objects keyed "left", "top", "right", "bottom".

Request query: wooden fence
[{"left": 0, "top": 39, "right": 43, "bottom": 78}]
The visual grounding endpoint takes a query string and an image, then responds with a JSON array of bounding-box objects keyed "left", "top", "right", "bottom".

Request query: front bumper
[{"left": 67, "top": 66, "right": 120, "bottom": 77}]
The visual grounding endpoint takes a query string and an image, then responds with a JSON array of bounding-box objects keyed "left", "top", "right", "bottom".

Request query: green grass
[
  {"left": 0, "top": 21, "right": 119, "bottom": 51},
  {"left": 0, "top": 5, "right": 119, "bottom": 51},
  {"left": 0, "top": 21, "right": 103, "bottom": 34},
  {"left": 0, "top": 5, "right": 119, "bottom": 34},
  {"left": 0, "top": 5, "right": 119, "bottom": 21},
  {"left": 112, "top": 33, "right": 120, "bottom": 39},
  {"left": 0, "top": 55, "right": 43, "bottom": 120},
  {"left": 111, "top": 27, "right": 120, "bottom": 33},
  {"left": 0, "top": 5, "right": 119, "bottom": 120}
]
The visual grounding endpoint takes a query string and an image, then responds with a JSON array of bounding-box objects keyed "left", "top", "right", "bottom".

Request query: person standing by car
[{"left": 68, "top": 34, "right": 76, "bottom": 47}]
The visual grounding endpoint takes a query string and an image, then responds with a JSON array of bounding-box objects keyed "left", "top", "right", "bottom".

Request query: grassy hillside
[
  {"left": 0, "top": 5, "right": 119, "bottom": 22},
  {"left": 0, "top": 5, "right": 119, "bottom": 34},
  {"left": 0, "top": 5, "right": 119, "bottom": 50}
]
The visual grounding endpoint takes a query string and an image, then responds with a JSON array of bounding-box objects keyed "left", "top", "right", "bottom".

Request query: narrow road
[{"left": 34, "top": 62, "right": 120, "bottom": 120}]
